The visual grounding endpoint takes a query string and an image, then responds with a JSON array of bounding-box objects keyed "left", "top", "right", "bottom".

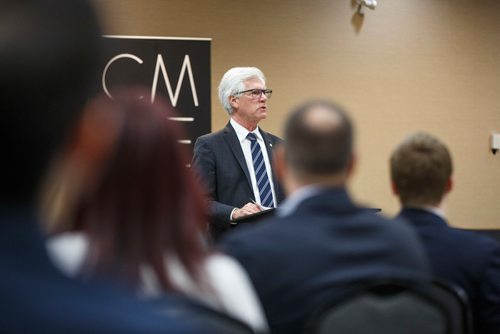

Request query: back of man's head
[
  {"left": 284, "top": 100, "right": 354, "bottom": 182},
  {"left": 0, "top": 0, "right": 102, "bottom": 206},
  {"left": 390, "top": 132, "right": 453, "bottom": 207}
]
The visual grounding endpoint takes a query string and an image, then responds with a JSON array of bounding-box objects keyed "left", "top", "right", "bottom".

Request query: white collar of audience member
[
  {"left": 277, "top": 185, "right": 326, "bottom": 218},
  {"left": 406, "top": 205, "right": 446, "bottom": 220}
]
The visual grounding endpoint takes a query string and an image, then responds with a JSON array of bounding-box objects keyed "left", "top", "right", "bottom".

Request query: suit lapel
[
  {"left": 260, "top": 129, "right": 279, "bottom": 189},
  {"left": 260, "top": 129, "right": 275, "bottom": 162},
  {"left": 223, "top": 123, "right": 252, "bottom": 188}
]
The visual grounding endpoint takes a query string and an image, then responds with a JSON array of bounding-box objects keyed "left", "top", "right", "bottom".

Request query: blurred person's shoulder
[
  {"left": 0, "top": 264, "right": 206, "bottom": 332},
  {"left": 0, "top": 215, "right": 201, "bottom": 333}
]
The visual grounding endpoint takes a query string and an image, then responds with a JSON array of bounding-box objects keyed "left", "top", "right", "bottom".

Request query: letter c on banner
[{"left": 102, "top": 53, "right": 144, "bottom": 99}]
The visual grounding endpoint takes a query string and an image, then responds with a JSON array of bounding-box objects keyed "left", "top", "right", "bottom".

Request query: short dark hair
[
  {"left": 0, "top": 0, "right": 102, "bottom": 205},
  {"left": 390, "top": 132, "right": 453, "bottom": 206},
  {"left": 284, "top": 100, "right": 354, "bottom": 176}
]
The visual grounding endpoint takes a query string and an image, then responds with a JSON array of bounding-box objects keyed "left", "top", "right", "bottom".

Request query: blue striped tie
[{"left": 247, "top": 132, "right": 275, "bottom": 208}]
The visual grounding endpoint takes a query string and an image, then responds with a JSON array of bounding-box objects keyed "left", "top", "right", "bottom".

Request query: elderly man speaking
[{"left": 192, "top": 67, "right": 284, "bottom": 241}]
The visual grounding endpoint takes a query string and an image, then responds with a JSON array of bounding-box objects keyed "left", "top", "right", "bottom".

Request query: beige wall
[{"left": 96, "top": 0, "right": 500, "bottom": 228}]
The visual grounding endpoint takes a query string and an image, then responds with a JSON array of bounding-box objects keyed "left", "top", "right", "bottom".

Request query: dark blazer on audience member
[
  {"left": 0, "top": 210, "right": 201, "bottom": 333},
  {"left": 192, "top": 122, "right": 285, "bottom": 240},
  {"left": 221, "top": 188, "right": 431, "bottom": 334},
  {"left": 397, "top": 208, "right": 500, "bottom": 334}
]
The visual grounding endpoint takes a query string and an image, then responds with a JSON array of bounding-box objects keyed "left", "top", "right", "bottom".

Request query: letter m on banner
[{"left": 152, "top": 54, "right": 199, "bottom": 107}]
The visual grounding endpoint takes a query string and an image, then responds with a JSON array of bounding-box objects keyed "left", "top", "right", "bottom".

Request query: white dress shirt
[{"left": 230, "top": 118, "right": 277, "bottom": 208}]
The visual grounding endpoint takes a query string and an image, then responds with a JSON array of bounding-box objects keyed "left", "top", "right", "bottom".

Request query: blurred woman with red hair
[{"left": 41, "top": 90, "right": 268, "bottom": 332}]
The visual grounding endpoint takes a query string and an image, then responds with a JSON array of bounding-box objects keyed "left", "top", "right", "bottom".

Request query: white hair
[{"left": 218, "top": 67, "right": 266, "bottom": 115}]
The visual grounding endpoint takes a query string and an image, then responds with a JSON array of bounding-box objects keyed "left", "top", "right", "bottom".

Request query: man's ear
[
  {"left": 391, "top": 181, "right": 399, "bottom": 196},
  {"left": 229, "top": 95, "right": 239, "bottom": 111},
  {"left": 445, "top": 177, "right": 453, "bottom": 194},
  {"left": 346, "top": 153, "right": 357, "bottom": 179}
]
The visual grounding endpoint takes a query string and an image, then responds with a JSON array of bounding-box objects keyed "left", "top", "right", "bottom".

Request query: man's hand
[{"left": 232, "top": 202, "right": 262, "bottom": 220}]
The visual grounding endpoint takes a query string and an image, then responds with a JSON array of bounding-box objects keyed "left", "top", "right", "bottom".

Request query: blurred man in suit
[
  {"left": 390, "top": 131, "right": 500, "bottom": 334},
  {"left": 0, "top": 0, "right": 205, "bottom": 332},
  {"left": 192, "top": 67, "right": 284, "bottom": 240},
  {"left": 221, "top": 100, "right": 430, "bottom": 334}
]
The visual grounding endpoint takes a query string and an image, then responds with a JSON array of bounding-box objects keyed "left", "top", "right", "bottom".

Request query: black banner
[{"left": 99, "top": 35, "right": 211, "bottom": 161}]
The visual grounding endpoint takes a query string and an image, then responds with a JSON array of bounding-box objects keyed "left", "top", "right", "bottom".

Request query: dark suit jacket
[
  {"left": 397, "top": 208, "right": 500, "bottom": 334},
  {"left": 192, "top": 122, "right": 285, "bottom": 240},
  {"left": 0, "top": 210, "right": 203, "bottom": 333},
  {"left": 220, "top": 188, "right": 431, "bottom": 334}
]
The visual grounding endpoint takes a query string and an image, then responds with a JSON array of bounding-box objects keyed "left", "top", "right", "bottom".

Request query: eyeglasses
[{"left": 235, "top": 88, "right": 272, "bottom": 99}]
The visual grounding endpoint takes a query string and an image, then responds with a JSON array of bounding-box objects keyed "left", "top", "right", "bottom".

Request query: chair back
[
  {"left": 304, "top": 279, "right": 450, "bottom": 334},
  {"left": 430, "top": 279, "right": 474, "bottom": 334},
  {"left": 150, "top": 295, "right": 257, "bottom": 334}
]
